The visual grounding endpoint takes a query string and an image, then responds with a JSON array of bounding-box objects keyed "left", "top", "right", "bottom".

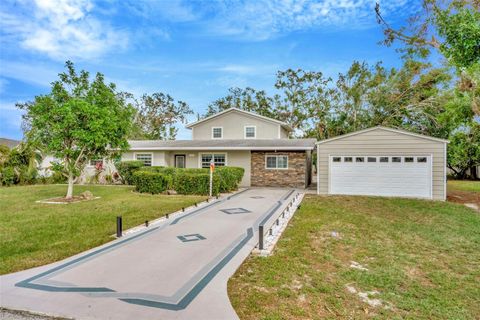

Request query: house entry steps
[{"left": 0, "top": 188, "right": 300, "bottom": 320}]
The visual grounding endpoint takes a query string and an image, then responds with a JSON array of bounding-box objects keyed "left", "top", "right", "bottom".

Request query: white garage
[{"left": 317, "top": 127, "right": 448, "bottom": 201}]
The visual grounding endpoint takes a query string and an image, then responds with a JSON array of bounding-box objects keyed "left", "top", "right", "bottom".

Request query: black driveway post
[
  {"left": 259, "top": 225, "right": 264, "bottom": 250},
  {"left": 116, "top": 216, "right": 122, "bottom": 238}
]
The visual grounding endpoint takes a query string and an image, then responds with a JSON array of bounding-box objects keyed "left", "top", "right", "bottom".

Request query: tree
[
  {"left": 131, "top": 92, "right": 192, "bottom": 140},
  {"left": 205, "top": 87, "right": 278, "bottom": 119},
  {"left": 275, "top": 69, "right": 334, "bottom": 136},
  {"left": 447, "top": 122, "right": 480, "bottom": 179},
  {"left": 18, "top": 61, "right": 135, "bottom": 199},
  {"left": 375, "top": 0, "right": 480, "bottom": 115}
]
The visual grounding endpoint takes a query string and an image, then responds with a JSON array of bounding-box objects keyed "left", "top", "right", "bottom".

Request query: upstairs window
[
  {"left": 245, "top": 126, "right": 256, "bottom": 139},
  {"left": 212, "top": 127, "right": 223, "bottom": 139},
  {"left": 135, "top": 153, "right": 152, "bottom": 166}
]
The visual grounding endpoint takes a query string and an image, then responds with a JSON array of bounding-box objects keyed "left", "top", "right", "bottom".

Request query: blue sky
[{"left": 0, "top": 0, "right": 417, "bottom": 140}]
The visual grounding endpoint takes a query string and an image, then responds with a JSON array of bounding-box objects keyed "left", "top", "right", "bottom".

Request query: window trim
[
  {"left": 88, "top": 158, "right": 104, "bottom": 167},
  {"left": 244, "top": 125, "right": 256, "bottom": 139},
  {"left": 198, "top": 152, "right": 228, "bottom": 168},
  {"left": 265, "top": 154, "right": 289, "bottom": 170},
  {"left": 211, "top": 127, "right": 223, "bottom": 139},
  {"left": 134, "top": 152, "right": 153, "bottom": 167}
]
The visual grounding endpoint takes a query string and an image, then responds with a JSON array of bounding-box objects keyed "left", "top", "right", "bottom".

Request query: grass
[
  {"left": 448, "top": 179, "right": 480, "bottom": 193},
  {"left": 228, "top": 195, "right": 480, "bottom": 319},
  {"left": 0, "top": 184, "right": 203, "bottom": 275}
]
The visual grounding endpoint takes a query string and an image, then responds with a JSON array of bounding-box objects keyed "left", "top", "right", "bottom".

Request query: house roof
[
  {"left": 0, "top": 138, "right": 21, "bottom": 148},
  {"left": 128, "top": 138, "right": 316, "bottom": 151},
  {"left": 185, "top": 108, "right": 293, "bottom": 131},
  {"left": 316, "top": 126, "right": 449, "bottom": 145}
]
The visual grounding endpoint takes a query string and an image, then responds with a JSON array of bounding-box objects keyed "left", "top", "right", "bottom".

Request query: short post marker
[
  {"left": 182, "top": 207, "right": 185, "bottom": 212},
  {"left": 258, "top": 225, "right": 264, "bottom": 250},
  {"left": 166, "top": 213, "right": 169, "bottom": 219},
  {"left": 116, "top": 216, "right": 123, "bottom": 238},
  {"left": 145, "top": 220, "right": 149, "bottom": 227}
]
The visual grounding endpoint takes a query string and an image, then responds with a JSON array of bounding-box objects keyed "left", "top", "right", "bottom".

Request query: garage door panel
[{"left": 329, "top": 155, "right": 432, "bottom": 199}]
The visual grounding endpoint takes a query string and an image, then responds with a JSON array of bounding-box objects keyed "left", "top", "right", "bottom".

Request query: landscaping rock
[
  {"left": 167, "top": 190, "right": 178, "bottom": 195},
  {"left": 80, "top": 190, "right": 94, "bottom": 200}
]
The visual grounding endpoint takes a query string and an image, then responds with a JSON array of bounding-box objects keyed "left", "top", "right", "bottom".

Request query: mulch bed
[{"left": 447, "top": 190, "right": 480, "bottom": 211}]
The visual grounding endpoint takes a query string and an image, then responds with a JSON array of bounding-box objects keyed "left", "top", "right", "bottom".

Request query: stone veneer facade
[{"left": 250, "top": 151, "right": 307, "bottom": 188}]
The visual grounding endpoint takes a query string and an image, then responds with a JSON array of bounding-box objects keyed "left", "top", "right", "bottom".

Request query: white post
[{"left": 209, "top": 160, "right": 213, "bottom": 197}]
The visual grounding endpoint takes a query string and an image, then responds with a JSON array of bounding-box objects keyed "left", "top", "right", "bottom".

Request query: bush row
[{"left": 129, "top": 164, "right": 245, "bottom": 195}]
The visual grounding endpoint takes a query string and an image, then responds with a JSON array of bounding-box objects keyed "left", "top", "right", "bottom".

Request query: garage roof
[
  {"left": 316, "top": 126, "right": 449, "bottom": 145},
  {"left": 128, "top": 138, "right": 316, "bottom": 151}
]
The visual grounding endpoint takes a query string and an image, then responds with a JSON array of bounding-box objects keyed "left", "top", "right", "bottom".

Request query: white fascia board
[{"left": 128, "top": 146, "right": 314, "bottom": 151}]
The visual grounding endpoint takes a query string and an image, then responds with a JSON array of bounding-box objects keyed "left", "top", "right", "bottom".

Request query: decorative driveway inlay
[
  {"left": 177, "top": 234, "right": 206, "bottom": 242},
  {"left": 219, "top": 207, "right": 251, "bottom": 215},
  {"left": 9, "top": 188, "right": 296, "bottom": 316},
  {"left": 250, "top": 196, "right": 265, "bottom": 199}
]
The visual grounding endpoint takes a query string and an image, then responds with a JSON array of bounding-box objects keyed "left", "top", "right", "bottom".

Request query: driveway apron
[{"left": 0, "top": 188, "right": 297, "bottom": 320}]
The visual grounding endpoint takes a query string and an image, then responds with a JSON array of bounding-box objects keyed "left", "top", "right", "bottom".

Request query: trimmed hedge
[
  {"left": 131, "top": 166, "right": 245, "bottom": 196},
  {"left": 117, "top": 161, "right": 144, "bottom": 184},
  {"left": 174, "top": 172, "right": 220, "bottom": 195},
  {"left": 215, "top": 166, "right": 245, "bottom": 192},
  {"left": 132, "top": 171, "right": 172, "bottom": 194}
]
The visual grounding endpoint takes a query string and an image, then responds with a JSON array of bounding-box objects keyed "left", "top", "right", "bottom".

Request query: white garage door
[{"left": 329, "top": 155, "right": 432, "bottom": 199}]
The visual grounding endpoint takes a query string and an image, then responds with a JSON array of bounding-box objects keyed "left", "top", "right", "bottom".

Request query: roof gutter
[{"left": 127, "top": 146, "right": 314, "bottom": 151}]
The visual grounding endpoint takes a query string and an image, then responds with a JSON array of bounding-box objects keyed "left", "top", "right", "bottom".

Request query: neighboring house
[
  {"left": 0, "top": 138, "right": 21, "bottom": 149},
  {"left": 316, "top": 127, "right": 448, "bottom": 201},
  {"left": 122, "top": 108, "right": 316, "bottom": 188}
]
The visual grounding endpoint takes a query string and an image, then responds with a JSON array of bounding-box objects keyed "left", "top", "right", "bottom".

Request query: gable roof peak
[{"left": 185, "top": 107, "right": 292, "bottom": 131}]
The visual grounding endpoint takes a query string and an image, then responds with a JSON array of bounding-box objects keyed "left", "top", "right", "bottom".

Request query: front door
[{"left": 175, "top": 155, "right": 186, "bottom": 168}]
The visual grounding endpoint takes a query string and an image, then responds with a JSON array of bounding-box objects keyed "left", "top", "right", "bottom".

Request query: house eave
[{"left": 128, "top": 146, "right": 314, "bottom": 151}]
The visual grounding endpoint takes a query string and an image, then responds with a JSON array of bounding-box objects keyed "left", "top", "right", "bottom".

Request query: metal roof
[{"left": 128, "top": 138, "right": 316, "bottom": 151}]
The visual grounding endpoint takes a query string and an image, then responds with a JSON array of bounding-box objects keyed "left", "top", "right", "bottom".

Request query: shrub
[
  {"left": 138, "top": 166, "right": 177, "bottom": 176},
  {"left": 117, "top": 161, "right": 144, "bottom": 184},
  {"left": 133, "top": 171, "right": 172, "bottom": 194},
  {"left": 1, "top": 167, "right": 16, "bottom": 186},
  {"left": 174, "top": 172, "right": 220, "bottom": 195},
  {"left": 215, "top": 166, "right": 245, "bottom": 192}
]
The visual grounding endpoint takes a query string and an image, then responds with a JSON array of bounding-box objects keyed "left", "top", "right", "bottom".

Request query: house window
[
  {"left": 135, "top": 153, "right": 152, "bottom": 166},
  {"left": 405, "top": 157, "right": 414, "bottom": 163},
  {"left": 212, "top": 127, "right": 223, "bottom": 139},
  {"left": 356, "top": 157, "right": 365, "bottom": 163},
  {"left": 367, "top": 157, "right": 377, "bottom": 163},
  {"left": 245, "top": 126, "right": 256, "bottom": 139},
  {"left": 379, "top": 157, "right": 389, "bottom": 163},
  {"left": 89, "top": 159, "right": 103, "bottom": 167},
  {"left": 344, "top": 157, "right": 353, "bottom": 162},
  {"left": 265, "top": 155, "right": 288, "bottom": 169},
  {"left": 332, "top": 157, "right": 341, "bottom": 162},
  {"left": 392, "top": 157, "right": 402, "bottom": 163},
  {"left": 201, "top": 153, "right": 226, "bottom": 168},
  {"left": 417, "top": 157, "right": 428, "bottom": 163}
]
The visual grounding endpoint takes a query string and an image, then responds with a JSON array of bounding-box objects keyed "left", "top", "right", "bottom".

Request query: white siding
[
  {"left": 191, "top": 112, "right": 282, "bottom": 140},
  {"left": 317, "top": 128, "right": 446, "bottom": 200}
]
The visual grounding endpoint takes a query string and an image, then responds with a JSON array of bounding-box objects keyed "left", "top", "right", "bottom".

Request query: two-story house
[{"left": 121, "top": 108, "right": 316, "bottom": 188}]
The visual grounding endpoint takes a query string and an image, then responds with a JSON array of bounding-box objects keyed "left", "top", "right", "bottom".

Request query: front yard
[
  {"left": 228, "top": 186, "right": 480, "bottom": 319},
  {"left": 0, "top": 185, "right": 203, "bottom": 275}
]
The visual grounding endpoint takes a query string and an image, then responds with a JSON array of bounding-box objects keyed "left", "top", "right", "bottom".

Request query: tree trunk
[{"left": 66, "top": 173, "right": 74, "bottom": 199}]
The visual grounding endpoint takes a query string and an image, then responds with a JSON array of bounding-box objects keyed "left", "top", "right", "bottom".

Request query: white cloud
[
  {"left": 198, "top": 0, "right": 412, "bottom": 40},
  {"left": 1, "top": 0, "right": 128, "bottom": 60},
  {"left": 0, "top": 60, "right": 59, "bottom": 87}
]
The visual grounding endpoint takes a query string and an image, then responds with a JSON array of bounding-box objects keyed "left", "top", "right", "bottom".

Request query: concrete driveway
[{"left": 0, "top": 188, "right": 298, "bottom": 320}]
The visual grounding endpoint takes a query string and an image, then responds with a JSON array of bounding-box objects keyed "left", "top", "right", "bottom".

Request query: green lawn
[
  {"left": 228, "top": 195, "right": 480, "bottom": 320},
  {"left": 448, "top": 179, "right": 480, "bottom": 192},
  {"left": 0, "top": 185, "right": 203, "bottom": 275}
]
